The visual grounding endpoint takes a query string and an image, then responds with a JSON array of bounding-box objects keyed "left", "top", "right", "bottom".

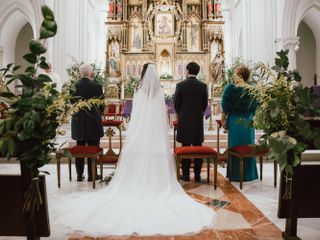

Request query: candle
[
  {"left": 208, "top": 83, "right": 212, "bottom": 99},
  {"left": 121, "top": 84, "right": 124, "bottom": 99}
]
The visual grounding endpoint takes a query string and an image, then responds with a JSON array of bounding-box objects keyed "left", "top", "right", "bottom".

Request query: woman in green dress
[{"left": 221, "top": 66, "right": 259, "bottom": 181}]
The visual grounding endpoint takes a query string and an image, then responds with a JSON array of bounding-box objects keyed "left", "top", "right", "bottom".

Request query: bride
[{"left": 60, "top": 63, "right": 216, "bottom": 236}]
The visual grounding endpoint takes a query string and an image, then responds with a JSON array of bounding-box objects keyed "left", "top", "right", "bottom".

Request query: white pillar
[
  {"left": 0, "top": 46, "right": 3, "bottom": 68},
  {"left": 283, "top": 36, "right": 300, "bottom": 70},
  {"left": 121, "top": 83, "right": 125, "bottom": 99},
  {"left": 208, "top": 82, "right": 212, "bottom": 99}
]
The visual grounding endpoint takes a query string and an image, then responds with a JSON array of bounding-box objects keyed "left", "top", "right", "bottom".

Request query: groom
[{"left": 174, "top": 62, "right": 208, "bottom": 182}]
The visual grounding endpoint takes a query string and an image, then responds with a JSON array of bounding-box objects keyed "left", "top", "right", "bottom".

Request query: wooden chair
[
  {"left": 56, "top": 146, "right": 103, "bottom": 189},
  {"left": 174, "top": 146, "right": 218, "bottom": 185},
  {"left": 228, "top": 145, "right": 270, "bottom": 189},
  {"left": 216, "top": 120, "right": 228, "bottom": 167},
  {"left": 215, "top": 119, "right": 278, "bottom": 189},
  {"left": 172, "top": 119, "right": 178, "bottom": 149},
  {"left": 97, "top": 120, "right": 123, "bottom": 179}
]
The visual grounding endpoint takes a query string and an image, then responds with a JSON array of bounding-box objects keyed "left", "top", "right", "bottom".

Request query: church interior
[{"left": 0, "top": 0, "right": 320, "bottom": 239}]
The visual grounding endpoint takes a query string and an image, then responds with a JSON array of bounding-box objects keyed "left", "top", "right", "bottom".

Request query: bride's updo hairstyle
[{"left": 140, "top": 63, "right": 150, "bottom": 80}]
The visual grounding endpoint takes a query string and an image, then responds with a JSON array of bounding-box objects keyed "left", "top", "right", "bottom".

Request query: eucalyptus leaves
[{"left": 246, "top": 50, "right": 320, "bottom": 199}]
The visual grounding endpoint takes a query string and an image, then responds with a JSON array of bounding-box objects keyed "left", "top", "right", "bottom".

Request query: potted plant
[
  {"left": 160, "top": 73, "right": 173, "bottom": 80},
  {"left": 247, "top": 50, "right": 320, "bottom": 199},
  {"left": 245, "top": 50, "right": 320, "bottom": 239},
  {"left": 124, "top": 77, "right": 139, "bottom": 98},
  {"left": 0, "top": 6, "right": 61, "bottom": 238}
]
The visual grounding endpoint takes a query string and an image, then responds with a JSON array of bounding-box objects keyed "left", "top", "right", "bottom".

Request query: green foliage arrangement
[
  {"left": 0, "top": 6, "right": 105, "bottom": 215},
  {"left": 0, "top": 6, "right": 60, "bottom": 214},
  {"left": 160, "top": 73, "right": 173, "bottom": 79},
  {"left": 124, "top": 77, "right": 139, "bottom": 98},
  {"left": 245, "top": 50, "right": 320, "bottom": 199}
]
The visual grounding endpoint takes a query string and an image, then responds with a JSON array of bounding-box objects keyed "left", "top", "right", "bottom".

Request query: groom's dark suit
[
  {"left": 174, "top": 76, "right": 208, "bottom": 180},
  {"left": 71, "top": 78, "right": 104, "bottom": 180}
]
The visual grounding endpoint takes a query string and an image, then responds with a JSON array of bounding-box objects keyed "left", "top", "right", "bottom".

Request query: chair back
[{"left": 123, "top": 99, "right": 133, "bottom": 119}]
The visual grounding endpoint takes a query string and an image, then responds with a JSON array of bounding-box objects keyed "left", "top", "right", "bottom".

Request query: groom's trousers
[
  {"left": 181, "top": 143, "right": 203, "bottom": 178},
  {"left": 75, "top": 140, "right": 100, "bottom": 177}
]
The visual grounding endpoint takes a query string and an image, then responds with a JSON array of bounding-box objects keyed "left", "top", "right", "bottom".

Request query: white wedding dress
[{"left": 59, "top": 64, "right": 216, "bottom": 236}]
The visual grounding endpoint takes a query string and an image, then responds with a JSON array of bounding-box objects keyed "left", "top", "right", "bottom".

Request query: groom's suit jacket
[
  {"left": 71, "top": 78, "right": 104, "bottom": 141},
  {"left": 174, "top": 76, "right": 208, "bottom": 145}
]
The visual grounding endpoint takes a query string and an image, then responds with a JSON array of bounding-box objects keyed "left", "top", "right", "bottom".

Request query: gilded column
[
  {"left": 201, "top": 22, "right": 208, "bottom": 51},
  {"left": 123, "top": 0, "right": 128, "bottom": 21},
  {"left": 121, "top": 23, "right": 128, "bottom": 51},
  {"left": 202, "top": 0, "right": 207, "bottom": 19},
  {"left": 182, "top": 21, "right": 187, "bottom": 51},
  {"left": 142, "top": 21, "right": 148, "bottom": 51}
]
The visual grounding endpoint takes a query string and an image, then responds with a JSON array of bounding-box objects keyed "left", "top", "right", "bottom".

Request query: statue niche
[
  {"left": 129, "top": 17, "right": 143, "bottom": 52},
  {"left": 108, "top": 40, "right": 121, "bottom": 78},
  {"left": 187, "top": 16, "right": 200, "bottom": 52},
  {"left": 159, "top": 49, "right": 172, "bottom": 77}
]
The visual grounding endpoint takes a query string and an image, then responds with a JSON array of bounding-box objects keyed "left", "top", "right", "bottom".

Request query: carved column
[
  {"left": 182, "top": 0, "right": 187, "bottom": 15},
  {"left": 202, "top": 0, "right": 207, "bottom": 19},
  {"left": 202, "top": 22, "right": 208, "bottom": 51},
  {"left": 182, "top": 20, "right": 187, "bottom": 51},
  {"left": 283, "top": 36, "right": 300, "bottom": 70},
  {"left": 142, "top": 21, "right": 148, "bottom": 51},
  {"left": 142, "top": 0, "right": 147, "bottom": 18},
  {"left": 123, "top": 0, "right": 128, "bottom": 21},
  {"left": 121, "top": 23, "right": 128, "bottom": 51}
]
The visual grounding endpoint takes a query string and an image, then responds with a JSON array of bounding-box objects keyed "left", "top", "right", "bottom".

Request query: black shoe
[
  {"left": 88, "top": 174, "right": 102, "bottom": 182},
  {"left": 77, "top": 175, "right": 84, "bottom": 182},
  {"left": 195, "top": 176, "right": 201, "bottom": 183},
  {"left": 180, "top": 175, "right": 190, "bottom": 182}
]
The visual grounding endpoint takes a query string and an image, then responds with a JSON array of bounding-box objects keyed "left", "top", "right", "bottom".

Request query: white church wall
[
  {"left": 0, "top": 0, "right": 106, "bottom": 86},
  {"left": 301, "top": 8, "right": 320, "bottom": 86},
  {"left": 225, "top": 0, "right": 283, "bottom": 68},
  {"left": 15, "top": 23, "right": 34, "bottom": 73},
  {"left": 297, "top": 21, "right": 316, "bottom": 86},
  {"left": 46, "top": 0, "right": 106, "bottom": 84}
]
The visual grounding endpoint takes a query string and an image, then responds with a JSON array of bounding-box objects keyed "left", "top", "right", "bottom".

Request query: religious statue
[
  {"left": 108, "top": 1, "right": 114, "bottom": 15},
  {"left": 132, "top": 32, "right": 142, "bottom": 49},
  {"left": 210, "top": 52, "right": 224, "bottom": 83},
  {"left": 109, "top": 50, "right": 120, "bottom": 77},
  {"left": 208, "top": 0, "right": 213, "bottom": 15},
  {"left": 158, "top": 16, "right": 171, "bottom": 34},
  {"left": 215, "top": 0, "right": 221, "bottom": 13},
  {"left": 146, "top": 3, "right": 154, "bottom": 20},
  {"left": 190, "top": 23, "right": 198, "bottom": 49},
  {"left": 116, "top": 0, "right": 122, "bottom": 15}
]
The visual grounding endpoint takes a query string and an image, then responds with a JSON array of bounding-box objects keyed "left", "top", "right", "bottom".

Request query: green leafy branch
[
  {"left": 247, "top": 50, "right": 320, "bottom": 199},
  {"left": 0, "top": 5, "right": 58, "bottom": 215}
]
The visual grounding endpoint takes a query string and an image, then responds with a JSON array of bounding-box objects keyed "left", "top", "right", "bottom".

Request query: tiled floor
[
  {"left": 0, "top": 119, "right": 319, "bottom": 239},
  {"left": 1, "top": 162, "right": 320, "bottom": 240}
]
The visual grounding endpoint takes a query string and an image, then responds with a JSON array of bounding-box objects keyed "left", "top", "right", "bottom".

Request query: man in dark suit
[
  {"left": 174, "top": 62, "right": 208, "bottom": 182},
  {"left": 71, "top": 64, "right": 104, "bottom": 182}
]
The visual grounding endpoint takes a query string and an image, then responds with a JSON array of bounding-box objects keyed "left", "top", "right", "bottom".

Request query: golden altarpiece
[{"left": 105, "top": 0, "right": 224, "bottom": 98}]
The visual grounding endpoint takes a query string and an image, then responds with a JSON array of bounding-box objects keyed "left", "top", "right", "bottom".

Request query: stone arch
[
  {"left": 282, "top": 0, "right": 320, "bottom": 69},
  {"left": 0, "top": 0, "right": 41, "bottom": 67}
]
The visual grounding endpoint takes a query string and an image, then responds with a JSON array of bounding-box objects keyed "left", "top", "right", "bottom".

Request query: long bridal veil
[{"left": 57, "top": 64, "right": 216, "bottom": 236}]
